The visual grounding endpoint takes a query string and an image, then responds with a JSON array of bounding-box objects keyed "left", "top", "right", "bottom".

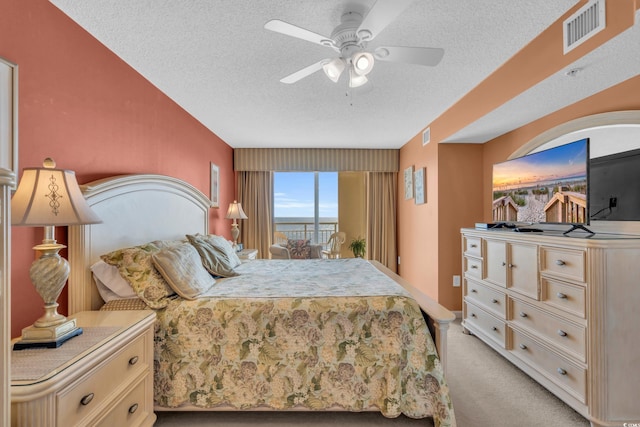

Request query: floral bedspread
[{"left": 153, "top": 259, "right": 455, "bottom": 427}]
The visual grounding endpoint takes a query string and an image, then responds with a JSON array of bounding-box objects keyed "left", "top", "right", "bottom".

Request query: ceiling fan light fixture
[
  {"left": 349, "top": 73, "right": 368, "bottom": 88},
  {"left": 352, "top": 52, "right": 374, "bottom": 76},
  {"left": 322, "top": 58, "right": 345, "bottom": 83}
]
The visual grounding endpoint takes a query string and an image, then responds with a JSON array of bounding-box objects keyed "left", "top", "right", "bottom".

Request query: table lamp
[
  {"left": 225, "top": 200, "right": 247, "bottom": 247},
  {"left": 11, "top": 158, "right": 102, "bottom": 349}
]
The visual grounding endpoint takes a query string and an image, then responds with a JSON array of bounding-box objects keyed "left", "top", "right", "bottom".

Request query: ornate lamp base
[
  {"left": 13, "top": 322, "right": 83, "bottom": 350},
  {"left": 13, "top": 228, "right": 84, "bottom": 350}
]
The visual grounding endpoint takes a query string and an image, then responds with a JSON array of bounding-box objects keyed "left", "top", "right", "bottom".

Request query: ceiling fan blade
[
  {"left": 357, "top": 0, "right": 415, "bottom": 41},
  {"left": 374, "top": 46, "right": 444, "bottom": 67},
  {"left": 280, "top": 60, "right": 328, "bottom": 84},
  {"left": 265, "top": 19, "right": 336, "bottom": 50}
]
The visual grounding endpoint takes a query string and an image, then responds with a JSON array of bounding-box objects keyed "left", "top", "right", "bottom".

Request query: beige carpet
[{"left": 154, "top": 319, "right": 590, "bottom": 427}]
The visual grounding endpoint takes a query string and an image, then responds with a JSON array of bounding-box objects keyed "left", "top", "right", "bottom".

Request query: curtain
[
  {"left": 235, "top": 148, "right": 398, "bottom": 172},
  {"left": 367, "top": 172, "right": 398, "bottom": 272},
  {"left": 238, "top": 171, "right": 273, "bottom": 259}
]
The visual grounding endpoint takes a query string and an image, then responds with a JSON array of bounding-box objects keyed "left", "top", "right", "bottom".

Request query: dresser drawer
[
  {"left": 465, "top": 279, "right": 506, "bottom": 319},
  {"left": 541, "top": 277, "right": 586, "bottom": 318},
  {"left": 509, "top": 298, "right": 586, "bottom": 362},
  {"left": 509, "top": 327, "right": 586, "bottom": 403},
  {"left": 464, "top": 256, "right": 483, "bottom": 280},
  {"left": 540, "top": 247, "right": 585, "bottom": 283},
  {"left": 95, "top": 374, "right": 152, "bottom": 427},
  {"left": 464, "top": 236, "right": 482, "bottom": 258},
  {"left": 464, "top": 302, "right": 506, "bottom": 348},
  {"left": 57, "top": 333, "right": 148, "bottom": 426}
]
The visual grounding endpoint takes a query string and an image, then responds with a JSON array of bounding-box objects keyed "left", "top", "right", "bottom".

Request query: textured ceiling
[{"left": 47, "top": 0, "right": 636, "bottom": 149}]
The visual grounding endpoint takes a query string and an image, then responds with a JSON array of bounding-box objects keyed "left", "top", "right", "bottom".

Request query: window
[{"left": 274, "top": 172, "right": 337, "bottom": 244}]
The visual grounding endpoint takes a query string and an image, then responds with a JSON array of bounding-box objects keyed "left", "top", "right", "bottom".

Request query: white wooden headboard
[{"left": 68, "top": 174, "right": 211, "bottom": 313}]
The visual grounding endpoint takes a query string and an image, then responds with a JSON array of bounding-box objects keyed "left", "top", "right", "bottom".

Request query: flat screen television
[
  {"left": 590, "top": 147, "right": 640, "bottom": 221},
  {"left": 492, "top": 138, "right": 589, "bottom": 225}
]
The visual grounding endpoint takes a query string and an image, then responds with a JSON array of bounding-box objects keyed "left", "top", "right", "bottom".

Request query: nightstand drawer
[
  {"left": 57, "top": 333, "right": 148, "bottom": 425},
  {"left": 509, "top": 298, "right": 585, "bottom": 362},
  {"left": 95, "top": 373, "right": 152, "bottom": 427}
]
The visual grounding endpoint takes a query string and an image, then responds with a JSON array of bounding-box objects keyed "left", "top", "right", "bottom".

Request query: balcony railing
[{"left": 273, "top": 221, "right": 338, "bottom": 247}]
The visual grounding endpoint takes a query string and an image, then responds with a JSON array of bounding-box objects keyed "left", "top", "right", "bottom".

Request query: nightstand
[
  {"left": 237, "top": 248, "right": 258, "bottom": 260},
  {"left": 11, "top": 310, "right": 156, "bottom": 427}
]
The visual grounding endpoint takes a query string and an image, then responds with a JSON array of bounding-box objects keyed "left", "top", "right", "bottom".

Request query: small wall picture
[
  {"left": 210, "top": 162, "right": 219, "bottom": 208},
  {"left": 404, "top": 165, "right": 414, "bottom": 200},
  {"left": 414, "top": 167, "right": 426, "bottom": 205},
  {"left": 1, "top": 57, "right": 18, "bottom": 187}
]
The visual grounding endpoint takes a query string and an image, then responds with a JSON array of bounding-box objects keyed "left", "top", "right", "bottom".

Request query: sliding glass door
[{"left": 274, "top": 172, "right": 337, "bottom": 244}]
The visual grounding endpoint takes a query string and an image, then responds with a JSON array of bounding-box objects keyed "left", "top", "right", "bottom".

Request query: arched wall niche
[{"left": 512, "top": 110, "right": 640, "bottom": 235}]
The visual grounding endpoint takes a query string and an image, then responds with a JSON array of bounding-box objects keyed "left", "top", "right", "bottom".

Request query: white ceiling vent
[
  {"left": 563, "top": 0, "right": 606, "bottom": 54},
  {"left": 422, "top": 127, "right": 431, "bottom": 146}
]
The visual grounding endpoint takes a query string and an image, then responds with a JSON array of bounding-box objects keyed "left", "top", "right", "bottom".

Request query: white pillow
[{"left": 91, "top": 260, "right": 137, "bottom": 301}]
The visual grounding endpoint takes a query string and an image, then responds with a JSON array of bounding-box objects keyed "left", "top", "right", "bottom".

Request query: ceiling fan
[{"left": 264, "top": 0, "right": 444, "bottom": 88}]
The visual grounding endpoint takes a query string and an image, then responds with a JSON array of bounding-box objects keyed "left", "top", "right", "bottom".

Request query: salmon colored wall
[
  {"left": 2, "top": 1, "right": 235, "bottom": 337},
  {"left": 398, "top": 0, "right": 640, "bottom": 312},
  {"left": 397, "top": 138, "right": 439, "bottom": 298},
  {"left": 437, "top": 144, "right": 484, "bottom": 309}
]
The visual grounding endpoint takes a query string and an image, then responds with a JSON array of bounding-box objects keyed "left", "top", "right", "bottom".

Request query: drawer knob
[
  {"left": 501, "top": 262, "right": 506, "bottom": 267},
  {"left": 492, "top": 326, "right": 498, "bottom": 332},
  {"left": 491, "top": 299, "right": 498, "bottom": 304},
  {"left": 556, "top": 292, "right": 568, "bottom": 299},
  {"left": 470, "top": 313, "right": 476, "bottom": 318},
  {"left": 519, "top": 343, "right": 527, "bottom": 350},
  {"left": 557, "top": 368, "right": 567, "bottom": 376},
  {"left": 129, "top": 403, "right": 139, "bottom": 414},
  {"left": 508, "top": 263, "right": 514, "bottom": 268},
  {"left": 470, "top": 244, "right": 477, "bottom": 248},
  {"left": 470, "top": 265, "right": 478, "bottom": 269},
  {"left": 471, "top": 289, "right": 477, "bottom": 293},
  {"left": 519, "top": 312, "right": 528, "bottom": 318},
  {"left": 80, "top": 393, "right": 95, "bottom": 406},
  {"left": 129, "top": 356, "right": 139, "bottom": 365},
  {"left": 557, "top": 329, "right": 568, "bottom": 337},
  {"left": 555, "top": 259, "right": 566, "bottom": 266}
]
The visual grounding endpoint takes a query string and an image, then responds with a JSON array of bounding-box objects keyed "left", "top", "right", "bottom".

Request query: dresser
[
  {"left": 461, "top": 228, "right": 640, "bottom": 427},
  {"left": 11, "top": 310, "right": 156, "bottom": 427}
]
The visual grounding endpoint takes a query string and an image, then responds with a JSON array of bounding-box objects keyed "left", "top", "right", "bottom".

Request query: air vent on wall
[
  {"left": 422, "top": 127, "right": 431, "bottom": 146},
  {"left": 563, "top": 0, "right": 606, "bottom": 54}
]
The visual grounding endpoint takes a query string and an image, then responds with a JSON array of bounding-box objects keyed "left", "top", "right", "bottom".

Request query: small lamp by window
[
  {"left": 11, "top": 158, "right": 101, "bottom": 349},
  {"left": 225, "top": 200, "right": 248, "bottom": 247}
]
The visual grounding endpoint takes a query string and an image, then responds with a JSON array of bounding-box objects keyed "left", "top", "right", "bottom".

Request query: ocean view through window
[{"left": 274, "top": 172, "right": 338, "bottom": 245}]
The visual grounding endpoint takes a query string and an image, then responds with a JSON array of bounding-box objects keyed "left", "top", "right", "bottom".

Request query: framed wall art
[
  {"left": 404, "top": 165, "right": 414, "bottom": 200},
  {"left": 414, "top": 167, "right": 426, "bottom": 205},
  {"left": 210, "top": 162, "right": 220, "bottom": 208},
  {"left": 1, "top": 57, "right": 18, "bottom": 187}
]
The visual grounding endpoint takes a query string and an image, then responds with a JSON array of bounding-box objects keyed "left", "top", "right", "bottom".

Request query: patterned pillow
[
  {"left": 187, "top": 234, "right": 242, "bottom": 268},
  {"left": 152, "top": 243, "right": 216, "bottom": 300},
  {"left": 186, "top": 234, "right": 239, "bottom": 277},
  {"left": 101, "top": 242, "right": 176, "bottom": 309},
  {"left": 286, "top": 239, "right": 312, "bottom": 259},
  {"left": 100, "top": 298, "right": 149, "bottom": 311}
]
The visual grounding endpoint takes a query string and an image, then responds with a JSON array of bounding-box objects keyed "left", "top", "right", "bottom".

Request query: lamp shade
[
  {"left": 225, "top": 200, "right": 248, "bottom": 220},
  {"left": 322, "top": 58, "right": 345, "bottom": 83},
  {"left": 12, "top": 159, "right": 102, "bottom": 226}
]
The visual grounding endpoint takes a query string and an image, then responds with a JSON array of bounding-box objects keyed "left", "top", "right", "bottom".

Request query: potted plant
[{"left": 348, "top": 237, "right": 366, "bottom": 258}]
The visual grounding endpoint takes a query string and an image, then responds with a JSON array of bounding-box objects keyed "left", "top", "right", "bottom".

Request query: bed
[{"left": 67, "top": 174, "right": 456, "bottom": 427}]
